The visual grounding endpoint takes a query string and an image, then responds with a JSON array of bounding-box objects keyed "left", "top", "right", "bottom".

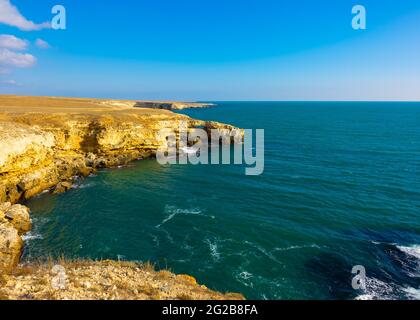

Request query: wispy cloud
[
  {"left": 0, "top": 34, "right": 35, "bottom": 69},
  {"left": 0, "top": 34, "right": 28, "bottom": 50},
  {"left": 0, "top": 0, "right": 50, "bottom": 31},
  {"left": 0, "top": 79, "right": 17, "bottom": 85},
  {"left": 35, "top": 38, "right": 50, "bottom": 49},
  {"left": 0, "top": 48, "right": 36, "bottom": 68}
]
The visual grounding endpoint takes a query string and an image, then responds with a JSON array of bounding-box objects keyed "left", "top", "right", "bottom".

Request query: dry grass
[{"left": 0, "top": 95, "right": 177, "bottom": 116}]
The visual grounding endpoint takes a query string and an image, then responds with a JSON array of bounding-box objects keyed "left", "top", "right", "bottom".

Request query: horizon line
[{"left": 0, "top": 94, "right": 419, "bottom": 104}]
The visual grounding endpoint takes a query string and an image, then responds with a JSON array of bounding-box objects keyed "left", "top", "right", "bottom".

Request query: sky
[{"left": 0, "top": 0, "right": 419, "bottom": 101}]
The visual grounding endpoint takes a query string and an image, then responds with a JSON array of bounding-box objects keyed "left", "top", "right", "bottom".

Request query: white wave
[
  {"left": 354, "top": 277, "right": 396, "bottom": 300},
  {"left": 205, "top": 238, "right": 221, "bottom": 262},
  {"left": 156, "top": 205, "right": 209, "bottom": 228},
  {"left": 353, "top": 243, "right": 420, "bottom": 300},
  {"left": 238, "top": 271, "right": 253, "bottom": 280},
  {"left": 397, "top": 245, "right": 420, "bottom": 260},
  {"left": 159, "top": 228, "right": 174, "bottom": 244},
  {"left": 156, "top": 212, "right": 177, "bottom": 228},
  {"left": 32, "top": 189, "right": 50, "bottom": 198},
  {"left": 403, "top": 287, "right": 420, "bottom": 300},
  {"left": 354, "top": 294, "right": 375, "bottom": 300},
  {"left": 244, "top": 241, "right": 281, "bottom": 264},
  {"left": 22, "top": 232, "right": 43, "bottom": 241},
  {"left": 73, "top": 182, "right": 95, "bottom": 189},
  {"left": 234, "top": 270, "right": 254, "bottom": 288},
  {"left": 168, "top": 206, "right": 201, "bottom": 214},
  {"left": 273, "top": 244, "right": 321, "bottom": 252}
]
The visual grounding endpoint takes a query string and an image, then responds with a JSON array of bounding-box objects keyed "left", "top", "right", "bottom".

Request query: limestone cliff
[
  {"left": 0, "top": 95, "right": 243, "bottom": 299},
  {"left": 0, "top": 104, "right": 239, "bottom": 207},
  {"left": 133, "top": 101, "right": 214, "bottom": 110}
]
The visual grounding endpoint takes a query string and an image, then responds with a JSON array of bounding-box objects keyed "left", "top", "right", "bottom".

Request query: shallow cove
[{"left": 23, "top": 102, "right": 420, "bottom": 300}]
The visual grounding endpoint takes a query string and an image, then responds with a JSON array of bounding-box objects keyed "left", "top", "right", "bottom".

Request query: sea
[{"left": 23, "top": 102, "right": 420, "bottom": 300}]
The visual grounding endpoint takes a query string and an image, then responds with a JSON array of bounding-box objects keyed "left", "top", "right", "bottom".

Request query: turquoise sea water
[{"left": 23, "top": 102, "right": 420, "bottom": 300}]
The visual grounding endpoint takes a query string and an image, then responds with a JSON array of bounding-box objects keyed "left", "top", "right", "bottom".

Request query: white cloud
[
  {"left": 0, "top": 34, "right": 28, "bottom": 50},
  {"left": 0, "top": 79, "right": 17, "bottom": 85},
  {"left": 0, "top": 0, "right": 50, "bottom": 31},
  {"left": 0, "top": 48, "right": 36, "bottom": 68},
  {"left": 0, "top": 34, "right": 38, "bottom": 71},
  {"left": 35, "top": 38, "right": 50, "bottom": 49}
]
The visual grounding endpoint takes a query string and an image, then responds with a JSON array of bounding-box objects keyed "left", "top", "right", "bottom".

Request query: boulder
[
  {"left": 0, "top": 223, "right": 23, "bottom": 270},
  {"left": 53, "top": 181, "right": 73, "bottom": 194},
  {"left": 4, "top": 204, "right": 32, "bottom": 235}
]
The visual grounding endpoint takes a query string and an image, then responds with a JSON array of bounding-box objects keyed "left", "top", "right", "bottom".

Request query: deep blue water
[{"left": 23, "top": 102, "right": 420, "bottom": 300}]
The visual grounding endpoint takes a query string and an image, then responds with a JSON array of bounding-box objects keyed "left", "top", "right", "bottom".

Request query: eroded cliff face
[
  {"left": 133, "top": 101, "right": 214, "bottom": 110},
  {"left": 0, "top": 113, "right": 239, "bottom": 205},
  {"left": 0, "top": 96, "right": 241, "bottom": 277}
]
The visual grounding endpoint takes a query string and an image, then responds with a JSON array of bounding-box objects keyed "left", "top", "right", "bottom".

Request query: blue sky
[{"left": 0, "top": 0, "right": 419, "bottom": 100}]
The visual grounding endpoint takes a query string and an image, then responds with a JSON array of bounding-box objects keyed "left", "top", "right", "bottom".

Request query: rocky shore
[
  {"left": 0, "top": 95, "right": 242, "bottom": 300},
  {"left": 0, "top": 260, "right": 244, "bottom": 300}
]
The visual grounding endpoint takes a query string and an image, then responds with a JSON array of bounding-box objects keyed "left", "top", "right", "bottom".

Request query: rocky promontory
[
  {"left": 0, "top": 95, "right": 242, "bottom": 300},
  {"left": 133, "top": 101, "right": 214, "bottom": 110}
]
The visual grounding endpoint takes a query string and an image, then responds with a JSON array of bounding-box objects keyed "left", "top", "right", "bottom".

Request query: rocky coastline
[
  {"left": 0, "top": 95, "right": 242, "bottom": 300},
  {"left": 133, "top": 101, "right": 215, "bottom": 110}
]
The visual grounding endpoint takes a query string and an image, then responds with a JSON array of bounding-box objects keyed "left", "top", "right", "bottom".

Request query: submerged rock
[{"left": 53, "top": 181, "right": 74, "bottom": 194}]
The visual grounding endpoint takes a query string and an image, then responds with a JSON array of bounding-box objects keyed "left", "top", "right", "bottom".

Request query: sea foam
[{"left": 397, "top": 245, "right": 420, "bottom": 260}]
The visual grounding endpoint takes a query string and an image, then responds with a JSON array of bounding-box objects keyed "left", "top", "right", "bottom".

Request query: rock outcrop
[
  {"left": 134, "top": 101, "right": 214, "bottom": 110},
  {"left": 2, "top": 205, "right": 31, "bottom": 235},
  {"left": 0, "top": 260, "right": 245, "bottom": 300},
  {"left": 0, "top": 223, "right": 23, "bottom": 271},
  {"left": 0, "top": 203, "right": 30, "bottom": 270}
]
